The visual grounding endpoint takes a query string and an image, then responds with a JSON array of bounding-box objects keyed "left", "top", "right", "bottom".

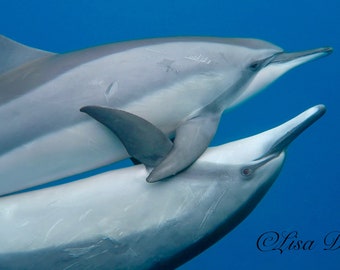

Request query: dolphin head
[
  {"left": 185, "top": 38, "right": 332, "bottom": 110},
  {"left": 150, "top": 104, "right": 326, "bottom": 268},
  {"left": 197, "top": 104, "right": 326, "bottom": 213},
  {"left": 226, "top": 40, "right": 333, "bottom": 107}
]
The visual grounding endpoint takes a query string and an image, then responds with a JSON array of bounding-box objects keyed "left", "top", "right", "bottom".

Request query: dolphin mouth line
[
  {"left": 268, "top": 47, "right": 333, "bottom": 65},
  {"left": 257, "top": 104, "right": 326, "bottom": 160}
]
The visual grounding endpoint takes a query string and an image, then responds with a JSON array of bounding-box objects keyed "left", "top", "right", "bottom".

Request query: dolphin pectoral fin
[
  {"left": 80, "top": 106, "right": 173, "bottom": 167},
  {"left": 81, "top": 106, "right": 220, "bottom": 183},
  {"left": 0, "top": 35, "right": 56, "bottom": 75},
  {"left": 146, "top": 114, "right": 221, "bottom": 183}
]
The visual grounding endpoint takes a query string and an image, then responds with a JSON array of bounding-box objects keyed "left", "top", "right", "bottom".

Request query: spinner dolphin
[
  {"left": 0, "top": 105, "right": 325, "bottom": 269},
  {"left": 0, "top": 35, "right": 332, "bottom": 194}
]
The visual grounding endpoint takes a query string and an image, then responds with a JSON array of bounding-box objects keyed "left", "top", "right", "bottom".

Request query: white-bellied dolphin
[
  {"left": 0, "top": 105, "right": 325, "bottom": 269},
  {"left": 0, "top": 35, "right": 332, "bottom": 194}
]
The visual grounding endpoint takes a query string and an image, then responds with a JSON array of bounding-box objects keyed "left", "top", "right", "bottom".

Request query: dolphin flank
[
  {"left": 0, "top": 105, "right": 326, "bottom": 269},
  {"left": 0, "top": 35, "right": 332, "bottom": 194}
]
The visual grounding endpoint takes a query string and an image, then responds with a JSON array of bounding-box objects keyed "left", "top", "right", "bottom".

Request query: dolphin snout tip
[
  {"left": 306, "top": 104, "right": 326, "bottom": 122},
  {"left": 306, "top": 46, "right": 333, "bottom": 59},
  {"left": 304, "top": 104, "right": 327, "bottom": 127},
  {"left": 310, "top": 46, "right": 333, "bottom": 56},
  {"left": 315, "top": 104, "right": 327, "bottom": 113},
  {"left": 322, "top": 47, "right": 333, "bottom": 55}
]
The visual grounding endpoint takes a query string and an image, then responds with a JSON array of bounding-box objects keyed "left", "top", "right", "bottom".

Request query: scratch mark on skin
[
  {"left": 196, "top": 188, "right": 227, "bottom": 240},
  {"left": 184, "top": 54, "right": 212, "bottom": 64},
  {"left": 63, "top": 262, "right": 78, "bottom": 270},
  {"left": 17, "top": 221, "right": 30, "bottom": 228},
  {"left": 158, "top": 59, "right": 178, "bottom": 73},
  {"left": 79, "top": 209, "right": 93, "bottom": 222},
  {"left": 44, "top": 218, "right": 63, "bottom": 242},
  {"left": 128, "top": 247, "right": 138, "bottom": 257},
  {"left": 47, "top": 200, "right": 58, "bottom": 207},
  {"left": 219, "top": 52, "right": 230, "bottom": 64},
  {"left": 86, "top": 249, "right": 109, "bottom": 260},
  {"left": 105, "top": 81, "right": 119, "bottom": 103},
  {"left": 65, "top": 245, "right": 97, "bottom": 257},
  {"left": 68, "top": 232, "right": 82, "bottom": 243}
]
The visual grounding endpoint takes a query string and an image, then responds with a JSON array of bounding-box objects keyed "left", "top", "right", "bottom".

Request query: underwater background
[{"left": 0, "top": 0, "right": 339, "bottom": 269}]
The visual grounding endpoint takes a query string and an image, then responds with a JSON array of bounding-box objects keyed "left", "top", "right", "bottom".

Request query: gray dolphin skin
[
  {"left": 0, "top": 105, "right": 325, "bottom": 270},
  {"left": 0, "top": 35, "right": 332, "bottom": 195}
]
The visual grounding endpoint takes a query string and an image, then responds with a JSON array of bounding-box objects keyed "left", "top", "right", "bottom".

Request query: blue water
[{"left": 1, "top": 0, "right": 339, "bottom": 269}]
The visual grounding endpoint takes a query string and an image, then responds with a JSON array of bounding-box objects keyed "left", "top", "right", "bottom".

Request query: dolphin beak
[
  {"left": 261, "top": 104, "right": 326, "bottom": 158},
  {"left": 268, "top": 47, "right": 333, "bottom": 67},
  {"left": 197, "top": 105, "right": 326, "bottom": 166}
]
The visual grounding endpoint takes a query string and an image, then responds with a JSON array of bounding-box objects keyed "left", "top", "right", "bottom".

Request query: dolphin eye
[
  {"left": 249, "top": 61, "right": 262, "bottom": 71},
  {"left": 241, "top": 167, "right": 253, "bottom": 177}
]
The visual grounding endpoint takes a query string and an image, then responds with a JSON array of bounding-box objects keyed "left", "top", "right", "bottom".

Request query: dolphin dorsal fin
[
  {"left": 80, "top": 106, "right": 173, "bottom": 167},
  {"left": 0, "top": 35, "right": 55, "bottom": 75}
]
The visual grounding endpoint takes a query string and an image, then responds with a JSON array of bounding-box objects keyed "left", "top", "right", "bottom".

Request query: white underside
[{"left": 0, "top": 121, "right": 128, "bottom": 194}]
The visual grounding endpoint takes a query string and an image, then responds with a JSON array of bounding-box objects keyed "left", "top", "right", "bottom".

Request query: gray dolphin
[
  {"left": 0, "top": 105, "right": 325, "bottom": 269},
  {"left": 0, "top": 35, "right": 332, "bottom": 194}
]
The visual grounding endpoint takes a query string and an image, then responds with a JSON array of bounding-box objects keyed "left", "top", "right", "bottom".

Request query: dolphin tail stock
[
  {"left": 80, "top": 106, "right": 220, "bottom": 182},
  {"left": 0, "top": 35, "right": 55, "bottom": 75}
]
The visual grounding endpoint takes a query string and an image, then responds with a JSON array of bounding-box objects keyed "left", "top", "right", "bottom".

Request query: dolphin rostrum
[
  {"left": 0, "top": 35, "right": 332, "bottom": 194},
  {"left": 0, "top": 105, "right": 325, "bottom": 269}
]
